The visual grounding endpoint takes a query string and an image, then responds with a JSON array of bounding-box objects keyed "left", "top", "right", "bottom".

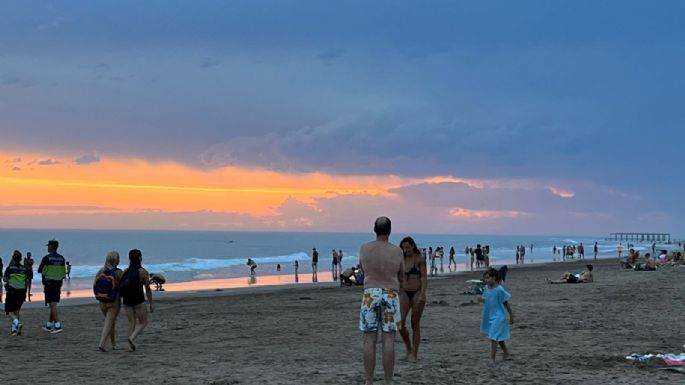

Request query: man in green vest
[
  {"left": 4, "top": 250, "right": 29, "bottom": 335},
  {"left": 37, "top": 239, "right": 66, "bottom": 333}
]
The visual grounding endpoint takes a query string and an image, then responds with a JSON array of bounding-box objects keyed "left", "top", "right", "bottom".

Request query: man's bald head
[{"left": 374, "top": 216, "right": 391, "bottom": 236}]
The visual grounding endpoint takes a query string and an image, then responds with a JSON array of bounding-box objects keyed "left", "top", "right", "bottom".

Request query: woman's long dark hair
[
  {"left": 399, "top": 236, "right": 420, "bottom": 256},
  {"left": 128, "top": 249, "right": 142, "bottom": 268}
]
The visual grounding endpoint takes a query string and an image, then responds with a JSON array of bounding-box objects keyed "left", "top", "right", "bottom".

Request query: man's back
[{"left": 359, "top": 240, "right": 403, "bottom": 291}]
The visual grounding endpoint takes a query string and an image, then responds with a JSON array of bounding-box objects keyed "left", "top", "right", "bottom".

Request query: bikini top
[{"left": 405, "top": 264, "right": 421, "bottom": 276}]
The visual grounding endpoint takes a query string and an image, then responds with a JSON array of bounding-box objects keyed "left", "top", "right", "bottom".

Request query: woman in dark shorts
[
  {"left": 398, "top": 236, "right": 427, "bottom": 362},
  {"left": 121, "top": 249, "right": 153, "bottom": 352},
  {"left": 4, "top": 250, "right": 29, "bottom": 336}
]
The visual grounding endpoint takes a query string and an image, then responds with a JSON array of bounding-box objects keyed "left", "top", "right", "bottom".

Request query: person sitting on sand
[
  {"left": 621, "top": 249, "right": 639, "bottom": 269},
  {"left": 634, "top": 253, "right": 656, "bottom": 271},
  {"left": 149, "top": 273, "right": 166, "bottom": 291},
  {"left": 339, "top": 266, "right": 357, "bottom": 286},
  {"left": 548, "top": 264, "right": 594, "bottom": 284}
]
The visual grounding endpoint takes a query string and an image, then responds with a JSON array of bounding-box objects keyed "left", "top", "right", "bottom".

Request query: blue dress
[{"left": 480, "top": 285, "right": 511, "bottom": 341}]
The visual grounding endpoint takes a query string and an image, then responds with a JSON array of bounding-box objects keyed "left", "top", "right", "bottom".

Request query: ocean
[{"left": 0, "top": 229, "right": 658, "bottom": 292}]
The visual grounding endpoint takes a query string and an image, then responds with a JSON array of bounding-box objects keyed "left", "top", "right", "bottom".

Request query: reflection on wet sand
[{"left": 27, "top": 273, "right": 335, "bottom": 301}]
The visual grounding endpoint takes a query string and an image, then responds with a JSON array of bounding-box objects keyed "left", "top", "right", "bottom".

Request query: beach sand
[{"left": 2, "top": 258, "right": 684, "bottom": 384}]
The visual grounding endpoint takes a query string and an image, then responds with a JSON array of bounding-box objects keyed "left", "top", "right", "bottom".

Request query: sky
[{"left": 1, "top": 1, "right": 684, "bottom": 236}]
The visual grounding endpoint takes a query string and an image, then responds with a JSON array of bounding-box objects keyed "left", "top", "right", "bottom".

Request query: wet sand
[{"left": 2, "top": 257, "right": 684, "bottom": 384}]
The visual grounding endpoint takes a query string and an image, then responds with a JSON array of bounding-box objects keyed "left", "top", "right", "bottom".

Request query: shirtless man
[
  {"left": 549, "top": 264, "right": 594, "bottom": 284},
  {"left": 359, "top": 217, "right": 404, "bottom": 385}
]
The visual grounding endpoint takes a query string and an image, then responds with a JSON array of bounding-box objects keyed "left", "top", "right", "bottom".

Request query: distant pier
[{"left": 609, "top": 232, "right": 671, "bottom": 243}]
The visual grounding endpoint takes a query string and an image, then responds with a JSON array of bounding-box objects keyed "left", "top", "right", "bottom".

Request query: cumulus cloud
[
  {"left": 73, "top": 152, "right": 101, "bottom": 165},
  {"left": 11, "top": 166, "right": 20, "bottom": 172},
  {"left": 448, "top": 208, "right": 526, "bottom": 219},
  {"left": 37, "top": 159, "right": 60, "bottom": 166}
]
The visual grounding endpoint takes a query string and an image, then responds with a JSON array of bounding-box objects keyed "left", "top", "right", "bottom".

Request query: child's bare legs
[
  {"left": 490, "top": 340, "right": 497, "bottom": 361},
  {"left": 499, "top": 341, "right": 509, "bottom": 359}
]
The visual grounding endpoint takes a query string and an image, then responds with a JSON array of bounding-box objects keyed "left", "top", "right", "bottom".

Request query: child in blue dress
[{"left": 479, "top": 267, "right": 514, "bottom": 361}]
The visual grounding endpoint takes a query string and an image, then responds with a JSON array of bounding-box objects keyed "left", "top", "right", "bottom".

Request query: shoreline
[{"left": 22, "top": 251, "right": 621, "bottom": 307}]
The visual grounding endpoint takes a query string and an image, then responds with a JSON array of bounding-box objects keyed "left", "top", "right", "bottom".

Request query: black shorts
[
  {"left": 43, "top": 281, "right": 63, "bottom": 304},
  {"left": 5, "top": 289, "right": 27, "bottom": 314},
  {"left": 566, "top": 275, "right": 579, "bottom": 284}
]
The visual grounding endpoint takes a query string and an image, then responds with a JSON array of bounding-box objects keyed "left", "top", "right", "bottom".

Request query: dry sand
[{"left": 1, "top": 258, "right": 684, "bottom": 384}]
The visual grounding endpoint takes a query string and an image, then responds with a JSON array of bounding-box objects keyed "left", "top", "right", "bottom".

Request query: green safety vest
[
  {"left": 42, "top": 264, "right": 66, "bottom": 281},
  {"left": 8, "top": 272, "right": 27, "bottom": 290}
]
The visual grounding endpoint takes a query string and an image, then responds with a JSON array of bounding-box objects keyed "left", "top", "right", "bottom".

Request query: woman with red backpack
[{"left": 93, "top": 251, "right": 124, "bottom": 352}]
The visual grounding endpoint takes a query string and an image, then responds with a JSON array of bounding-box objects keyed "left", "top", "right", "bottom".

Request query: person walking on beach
[
  {"left": 339, "top": 249, "right": 344, "bottom": 269},
  {"left": 594, "top": 242, "right": 598, "bottom": 259},
  {"left": 578, "top": 243, "right": 585, "bottom": 259},
  {"left": 617, "top": 243, "right": 624, "bottom": 259},
  {"left": 38, "top": 239, "right": 67, "bottom": 333},
  {"left": 311, "top": 248, "right": 319, "bottom": 275},
  {"left": 65, "top": 261, "right": 71, "bottom": 281},
  {"left": 94, "top": 251, "right": 124, "bottom": 351},
  {"left": 359, "top": 217, "right": 404, "bottom": 385},
  {"left": 448, "top": 246, "right": 456, "bottom": 271},
  {"left": 399, "top": 236, "right": 427, "bottom": 362},
  {"left": 332, "top": 249, "right": 340, "bottom": 280},
  {"left": 4, "top": 250, "right": 29, "bottom": 335},
  {"left": 120, "top": 249, "right": 153, "bottom": 352},
  {"left": 475, "top": 245, "right": 483, "bottom": 269},
  {"left": 479, "top": 267, "right": 514, "bottom": 361},
  {"left": 24, "top": 252, "right": 34, "bottom": 301}
]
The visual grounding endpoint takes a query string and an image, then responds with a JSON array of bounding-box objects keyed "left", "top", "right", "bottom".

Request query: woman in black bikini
[{"left": 399, "top": 236, "right": 427, "bottom": 362}]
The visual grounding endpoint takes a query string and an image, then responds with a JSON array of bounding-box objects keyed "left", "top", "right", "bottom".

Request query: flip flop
[{"left": 98, "top": 346, "right": 107, "bottom": 352}]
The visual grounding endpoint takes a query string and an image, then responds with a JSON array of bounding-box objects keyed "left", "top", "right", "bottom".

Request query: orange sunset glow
[{"left": 1, "top": 151, "right": 408, "bottom": 217}]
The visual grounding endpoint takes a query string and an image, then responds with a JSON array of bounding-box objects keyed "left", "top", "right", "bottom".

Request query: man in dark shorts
[
  {"left": 24, "top": 252, "right": 34, "bottom": 301},
  {"left": 475, "top": 244, "right": 483, "bottom": 268},
  {"left": 37, "top": 239, "right": 67, "bottom": 333},
  {"left": 311, "top": 248, "right": 319, "bottom": 275}
]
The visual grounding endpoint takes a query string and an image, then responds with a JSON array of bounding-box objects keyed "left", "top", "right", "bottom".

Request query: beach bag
[
  {"left": 93, "top": 268, "right": 118, "bottom": 302},
  {"left": 118, "top": 267, "right": 140, "bottom": 300}
]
